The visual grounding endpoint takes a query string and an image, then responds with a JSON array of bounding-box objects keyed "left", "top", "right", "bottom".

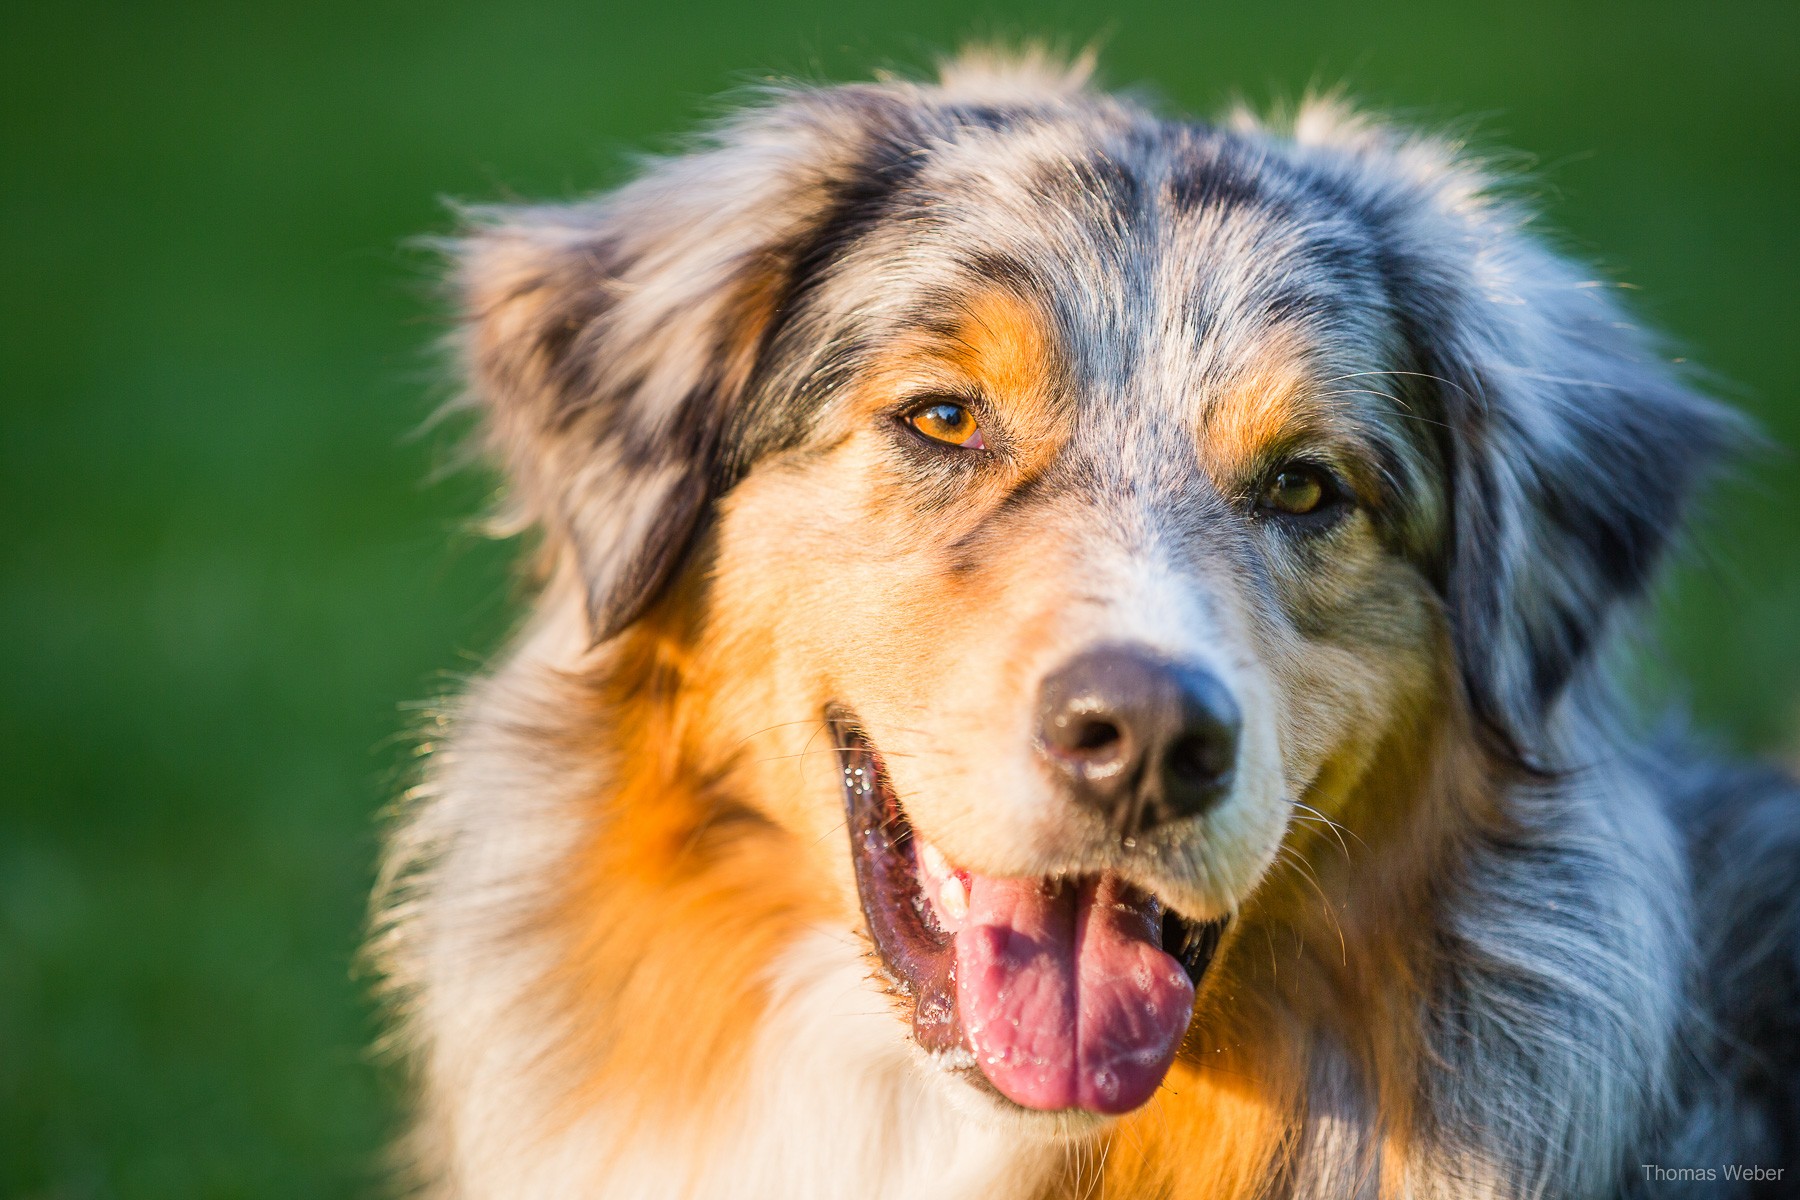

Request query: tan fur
[
  {"left": 484, "top": 608, "right": 816, "bottom": 1159},
  {"left": 382, "top": 54, "right": 1745, "bottom": 1198},
  {"left": 515, "top": 264, "right": 1459, "bottom": 1194},
  {"left": 1196, "top": 332, "right": 1316, "bottom": 485}
]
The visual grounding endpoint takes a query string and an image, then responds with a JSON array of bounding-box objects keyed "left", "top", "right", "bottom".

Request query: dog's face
[
  {"left": 457, "top": 65, "right": 1728, "bottom": 1123},
  {"left": 714, "top": 269, "right": 1441, "bottom": 902},
  {"left": 694, "top": 137, "right": 1448, "bottom": 1114}
]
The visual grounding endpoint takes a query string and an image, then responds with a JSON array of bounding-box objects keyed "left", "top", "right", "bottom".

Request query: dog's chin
[
  {"left": 827, "top": 705, "right": 1231, "bottom": 1119},
  {"left": 910, "top": 1042, "right": 1117, "bottom": 1140}
]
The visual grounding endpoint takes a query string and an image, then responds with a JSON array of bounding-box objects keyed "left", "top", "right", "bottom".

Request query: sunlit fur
[{"left": 373, "top": 49, "right": 1800, "bottom": 1199}]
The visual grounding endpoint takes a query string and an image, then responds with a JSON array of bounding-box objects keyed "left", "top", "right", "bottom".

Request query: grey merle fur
[{"left": 424, "top": 59, "right": 1798, "bottom": 1196}]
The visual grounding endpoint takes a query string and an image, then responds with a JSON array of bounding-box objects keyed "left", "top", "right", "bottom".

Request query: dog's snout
[{"left": 1037, "top": 645, "right": 1240, "bottom": 835}]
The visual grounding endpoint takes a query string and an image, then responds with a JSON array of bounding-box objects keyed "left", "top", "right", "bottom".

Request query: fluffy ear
[
  {"left": 452, "top": 90, "right": 907, "bottom": 640},
  {"left": 1290, "top": 106, "right": 1744, "bottom": 763}
]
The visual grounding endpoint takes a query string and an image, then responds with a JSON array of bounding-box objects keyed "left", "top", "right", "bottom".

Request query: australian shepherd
[{"left": 372, "top": 50, "right": 1800, "bottom": 1198}]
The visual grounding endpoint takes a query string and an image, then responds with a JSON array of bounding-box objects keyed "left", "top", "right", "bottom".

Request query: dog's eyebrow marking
[
  {"left": 891, "top": 285, "right": 1064, "bottom": 415},
  {"left": 1190, "top": 338, "right": 1430, "bottom": 542}
]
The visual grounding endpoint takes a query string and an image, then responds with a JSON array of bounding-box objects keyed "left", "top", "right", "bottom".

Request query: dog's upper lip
[{"left": 827, "top": 704, "right": 1230, "bottom": 1115}]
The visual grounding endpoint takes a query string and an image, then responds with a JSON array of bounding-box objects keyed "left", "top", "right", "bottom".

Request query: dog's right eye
[{"left": 903, "top": 400, "right": 986, "bottom": 450}]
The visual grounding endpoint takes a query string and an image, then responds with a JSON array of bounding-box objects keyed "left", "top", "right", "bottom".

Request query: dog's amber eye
[
  {"left": 1262, "top": 465, "right": 1330, "bottom": 515},
  {"left": 905, "top": 401, "right": 986, "bottom": 450}
]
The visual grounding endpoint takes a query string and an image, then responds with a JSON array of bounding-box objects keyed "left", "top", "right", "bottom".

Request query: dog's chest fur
[{"left": 385, "top": 599, "right": 1687, "bottom": 1200}]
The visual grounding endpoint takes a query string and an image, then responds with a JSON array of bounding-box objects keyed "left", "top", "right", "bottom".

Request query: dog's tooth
[
  {"left": 919, "top": 840, "right": 950, "bottom": 880},
  {"left": 938, "top": 874, "right": 969, "bottom": 922}
]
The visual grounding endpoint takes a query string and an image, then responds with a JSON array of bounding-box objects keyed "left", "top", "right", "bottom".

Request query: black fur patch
[
  {"left": 1165, "top": 137, "right": 1272, "bottom": 216},
  {"left": 1028, "top": 150, "right": 1143, "bottom": 232},
  {"left": 718, "top": 105, "right": 931, "bottom": 489},
  {"left": 956, "top": 250, "right": 1050, "bottom": 300}
]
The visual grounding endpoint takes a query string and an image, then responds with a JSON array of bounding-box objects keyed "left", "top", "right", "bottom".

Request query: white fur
[{"left": 376, "top": 50, "right": 1767, "bottom": 1199}]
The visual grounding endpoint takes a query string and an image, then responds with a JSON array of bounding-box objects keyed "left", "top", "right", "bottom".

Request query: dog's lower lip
[
  {"left": 828, "top": 706, "right": 963, "bottom": 1056},
  {"left": 826, "top": 703, "right": 1230, "bottom": 1109}
]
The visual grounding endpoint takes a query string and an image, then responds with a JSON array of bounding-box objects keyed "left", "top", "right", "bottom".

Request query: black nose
[{"left": 1037, "top": 645, "right": 1241, "bottom": 836}]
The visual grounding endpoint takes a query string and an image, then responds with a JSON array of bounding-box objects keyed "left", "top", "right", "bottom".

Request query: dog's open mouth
[{"left": 828, "top": 706, "right": 1227, "bottom": 1115}]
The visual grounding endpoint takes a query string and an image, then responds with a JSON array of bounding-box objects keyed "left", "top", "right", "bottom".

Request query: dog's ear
[
  {"left": 1290, "top": 106, "right": 1745, "bottom": 763},
  {"left": 451, "top": 92, "right": 908, "bottom": 641}
]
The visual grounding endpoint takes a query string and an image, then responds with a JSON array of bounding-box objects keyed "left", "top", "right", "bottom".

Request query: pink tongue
[{"left": 954, "top": 873, "right": 1196, "bottom": 1114}]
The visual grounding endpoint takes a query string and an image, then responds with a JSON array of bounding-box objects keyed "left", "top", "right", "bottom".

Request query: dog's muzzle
[{"left": 829, "top": 702, "right": 1229, "bottom": 1117}]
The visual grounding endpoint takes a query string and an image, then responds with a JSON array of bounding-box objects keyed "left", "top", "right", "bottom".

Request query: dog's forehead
[
  {"left": 849, "top": 108, "right": 1400, "bottom": 408},
  {"left": 727, "top": 101, "right": 1423, "bottom": 493}
]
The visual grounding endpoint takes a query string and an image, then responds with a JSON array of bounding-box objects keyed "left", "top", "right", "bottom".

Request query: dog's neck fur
[{"left": 378, "top": 577, "right": 1688, "bottom": 1199}]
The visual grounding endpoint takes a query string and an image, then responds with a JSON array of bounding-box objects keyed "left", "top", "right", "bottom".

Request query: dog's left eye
[
  {"left": 1259, "top": 463, "right": 1343, "bottom": 517},
  {"left": 904, "top": 401, "right": 986, "bottom": 450}
]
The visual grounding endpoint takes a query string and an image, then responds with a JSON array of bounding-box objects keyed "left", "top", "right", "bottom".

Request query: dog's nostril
[
  {"left": 1037, "top": 644, "right": 1241, "bottom": 835},
  {"left": 1070, "top": 718, "right": 1122, "bottom": 754}
]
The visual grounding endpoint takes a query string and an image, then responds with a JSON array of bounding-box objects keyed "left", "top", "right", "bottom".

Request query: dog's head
[{"left": 453, "top": 56, "right": 1733, "bottom": 1121}]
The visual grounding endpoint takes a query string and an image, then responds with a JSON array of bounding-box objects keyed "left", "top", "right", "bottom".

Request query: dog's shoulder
[
  {"left": 1633, "top": 745, "right": 1800, "bottom": 1194},
  {"left": 1667, "top": 749, "right": 1800, "bottom": 1038}
]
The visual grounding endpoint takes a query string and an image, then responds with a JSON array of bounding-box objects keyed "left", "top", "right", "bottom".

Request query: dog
[{"left": 372, "top": 49, "right": 1800, "bottom": 1198}]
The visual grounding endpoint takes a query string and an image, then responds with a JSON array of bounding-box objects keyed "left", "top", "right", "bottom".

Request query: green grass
[{"left": 2, "top": 2, "right": 1796, "bottom": 1195}]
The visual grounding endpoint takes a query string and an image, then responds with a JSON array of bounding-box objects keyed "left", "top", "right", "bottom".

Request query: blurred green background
[{"left": 2, "top": 1, "right": 1795, "bottom": 1195}]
